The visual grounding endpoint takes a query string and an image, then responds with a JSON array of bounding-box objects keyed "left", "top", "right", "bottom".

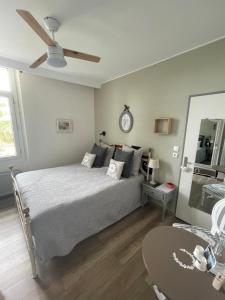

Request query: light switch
[
  {"left": 172, "top": 152, "right": 178, "bottom": 158},
  {"left": 173, "top": 146, "right": 179, "bottom": 152}
]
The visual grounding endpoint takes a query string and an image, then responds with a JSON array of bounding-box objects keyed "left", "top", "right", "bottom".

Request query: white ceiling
[{"left": 1, "top": 0, "right": 225, "bottom": 88}]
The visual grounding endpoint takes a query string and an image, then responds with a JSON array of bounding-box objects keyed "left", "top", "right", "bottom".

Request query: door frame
[
  {"left": 211, "top": 119, "right": 224, "bottom": 165},
  {"left": 175, "top": 90, "right": 225, "bottom": 223}
]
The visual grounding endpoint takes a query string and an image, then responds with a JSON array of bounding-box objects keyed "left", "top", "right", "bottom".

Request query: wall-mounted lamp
[
  {"left": 100, "top": 131, "right": 106, "bottom": 137},
  {"left": 99, "top": 131, "right": 106, "bottom": 144}
]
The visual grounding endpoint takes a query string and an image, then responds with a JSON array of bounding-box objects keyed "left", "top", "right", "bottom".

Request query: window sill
[
  {"left": 0, "top": 155, "right": 18, "bottom": 162},
  {"left": 0, "top": 154, "right": 25, "bottom": 173}
]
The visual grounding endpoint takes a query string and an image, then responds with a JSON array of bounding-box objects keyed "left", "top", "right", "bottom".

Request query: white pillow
[
  {"left": 122, "top": 145, "right": 143, "bottom": 176},
  {"left": 106, "top": 159, "right": 124, "bottom": 180},
  {"left": 81, "top": 152, "right": 96, "bottom": 168}
]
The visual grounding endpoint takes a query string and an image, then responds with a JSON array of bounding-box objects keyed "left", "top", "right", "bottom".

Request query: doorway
[{"left": 176, "top": 92, "right": 225, "bottom": 229}]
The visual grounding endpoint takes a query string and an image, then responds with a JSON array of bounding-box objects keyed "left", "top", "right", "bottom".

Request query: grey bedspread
[{"left": 16, "top": 164, "right": 144, "bottom": 261}]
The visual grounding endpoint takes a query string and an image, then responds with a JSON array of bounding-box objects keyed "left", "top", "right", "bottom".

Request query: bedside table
[{"left": 141, "top": 182, "right": 176, "bottom": 220}]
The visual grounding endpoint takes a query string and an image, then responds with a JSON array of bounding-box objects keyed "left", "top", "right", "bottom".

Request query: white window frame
[{"left": 0, "top": 68, "right": 25, "bottom": 162}]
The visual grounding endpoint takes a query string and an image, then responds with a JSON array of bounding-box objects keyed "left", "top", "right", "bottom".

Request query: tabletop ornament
[
  {"left": 172, "top": 248, "right": 195, "bottom": 270},
  {"left": 193, "top": 244, "right": 217, "bottom": 272},
  {"left": 193, "top": 245, "right": 208, "bottom": 272},
  {"left": 172, "top": 245, "right": 217, "bottom": 272}
]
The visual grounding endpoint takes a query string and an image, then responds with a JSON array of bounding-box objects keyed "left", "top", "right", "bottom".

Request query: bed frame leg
[
  {"left": 27, "top": 229, "right": 38, "bottom": 279},
  {"left": 31, "top": 260, "right": 37, "bottom": 279},
  {"left": 24, "top": 211, "right": 38, "bottom": 279},
  {"left": 29, "top": 246, "right": 37, "bottom": 279}
]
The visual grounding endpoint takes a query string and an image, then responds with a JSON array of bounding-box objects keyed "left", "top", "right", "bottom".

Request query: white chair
[
  {"left": 173, "top": 198, "right": 225, "bottom": 247},
  {"left": 211, "top": 198, "right": 225, "bottom": 235}
]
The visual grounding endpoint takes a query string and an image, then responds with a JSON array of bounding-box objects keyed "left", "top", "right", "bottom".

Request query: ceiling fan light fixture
[
  {"left": 47, "top": 56, "right": 67, "bottom": 68},
  {"left": 47, "top": 44, "right": 67, "bottom": 68}
]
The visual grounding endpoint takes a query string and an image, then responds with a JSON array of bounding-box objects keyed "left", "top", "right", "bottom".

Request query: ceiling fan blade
[
  {"left": 17, "top": 9, "right": 54, "bottom": 46},
  {"left": 63, "top": 49, "right": 100, "bottom": 63},
  {"left": 30, "top": 53, "right": 47, "bottom": 68}
]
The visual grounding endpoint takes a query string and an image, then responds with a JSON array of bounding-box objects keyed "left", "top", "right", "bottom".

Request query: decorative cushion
[
  {"left": 81, "top": 152, "right": 96, "bottom": 168},
  {"left": 91, "top": 143, "right": 107, "bottom": 168},
  {"left": 122, "top": 145, "right": 143, "bottom": 176},
  {"left": 100, "top": 142, "right": 115, "bottom": 166},
  {"left": 106, "top": 159, "right": 124, "bottom": 180},
  {"left": 114, "top": 148, "right": 134, "bottom": 178}
]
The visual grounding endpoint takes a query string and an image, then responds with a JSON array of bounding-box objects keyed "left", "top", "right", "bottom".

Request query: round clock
[{"left": 119, "top": 105, "right": 133, "bottom": 133}]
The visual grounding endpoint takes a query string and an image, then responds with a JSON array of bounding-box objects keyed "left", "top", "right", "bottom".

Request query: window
[{"left": 0, "top": 67, "right": 21, "bottom": 159}]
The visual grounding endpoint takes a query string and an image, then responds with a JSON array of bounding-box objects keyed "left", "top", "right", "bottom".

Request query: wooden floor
[{"left": 0, "top": 197, "right": 177, "bottom": 300}]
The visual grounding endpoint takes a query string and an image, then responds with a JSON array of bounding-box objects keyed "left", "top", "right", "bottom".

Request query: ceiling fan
[{"left": 16, "top": 10, "right": 101, "bottom": 68}]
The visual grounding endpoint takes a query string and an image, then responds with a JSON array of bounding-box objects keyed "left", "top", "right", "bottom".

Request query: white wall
[
  {"left": 95, "top": 38, "right": 225, "bottom": 185},
  {"left": 20, "top": 73, "right": 95, "bottom": 170},
  {"left": 0, "top": 72, "right": 95, "bottom": 196}
]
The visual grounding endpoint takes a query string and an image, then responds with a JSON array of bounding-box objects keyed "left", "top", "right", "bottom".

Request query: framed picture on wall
[{"left": 56, "top": 119, "right": 73, "bottom": 133}]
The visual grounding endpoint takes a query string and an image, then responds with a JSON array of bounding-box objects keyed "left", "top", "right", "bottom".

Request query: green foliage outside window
[
  {"left": 0, "top": 121, "right": 14, "bottom": 145},
  {"left": 0, "top": 101, "right": 14, "bottom": 150}
]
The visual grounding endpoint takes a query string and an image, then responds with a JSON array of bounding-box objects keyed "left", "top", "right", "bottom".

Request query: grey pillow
[
  {"left": 101, "top": 142, "right": 115, "bottom": 166},
  {"left": 91, "top": 143, "right": 107, "bottom": 167},
  {"left": 114, "top": 148, "right": 134, "bottom": 178},
  {"left": 122, "top": 145, "right": 143, "bottom": 176}
]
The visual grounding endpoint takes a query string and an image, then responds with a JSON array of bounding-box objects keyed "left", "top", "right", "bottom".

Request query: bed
[{"left": 10, "top": 164, "right": 144, "bottom": 278}]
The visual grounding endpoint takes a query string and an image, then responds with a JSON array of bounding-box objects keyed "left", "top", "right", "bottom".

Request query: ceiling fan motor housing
[
  {"left": 44, "top": 16, "right": 60, "bottom": 33},
  {"left": 47, "top": 44, "right": 67, "bottom": 67}
]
